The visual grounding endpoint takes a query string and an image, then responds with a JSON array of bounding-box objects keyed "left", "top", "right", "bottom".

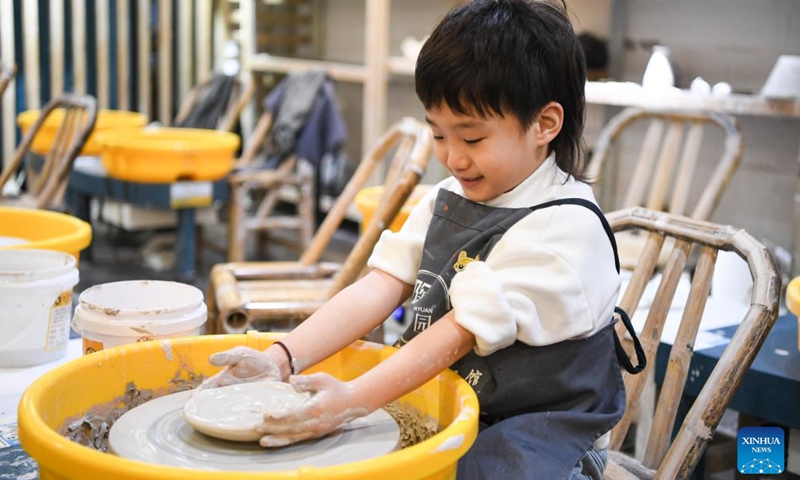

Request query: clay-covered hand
[
  {"left": 256, "top": 372, "right": 371, "bottom": 447},
  {"left": 195, "top": 346, "right": 284, "bottom": 393}
]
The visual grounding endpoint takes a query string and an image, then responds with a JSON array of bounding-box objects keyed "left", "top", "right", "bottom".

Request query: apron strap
[
  {"left": 529, "top": 198, "right": 620, "bottom": 273},
  {"left": 529, "top": 198, "right": 646, "bottom": 375},
  {"left": 613, "top": 306, "right": 647, "bottom": 374}
]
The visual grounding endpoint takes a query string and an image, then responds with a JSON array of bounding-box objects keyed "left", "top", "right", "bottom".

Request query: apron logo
[
  {"left": 737, "top": 426, "right": 784, "bottom": 474},
  {"left": 412, "top": 279, "right": 432, "bottom": 302},
  {"left": 453, "top": 251, "right": 480, "bottom": 272},
  {"left": 413, "top": 313, "right": 431, "bottom": 332},
  {"left": 464, "top": 369, "right": 483, "bottom": 387}
]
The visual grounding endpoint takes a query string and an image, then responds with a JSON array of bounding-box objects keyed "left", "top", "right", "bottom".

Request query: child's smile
[{"left": 425, "top": 104, "right": 549, "bottom": 203}]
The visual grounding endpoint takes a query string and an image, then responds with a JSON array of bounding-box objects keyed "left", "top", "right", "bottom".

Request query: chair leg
[
  {"left": 205, "top": 278, "right": 220, "bottom": 334},
  {"left": 228, "top": 183, "right": 246, "bottom": 262},
  {"left": 299, "top": 193, "right": 315, "bottom": 251},
  {"left": 635, "top": 367, "right": 657, "bottom": 461}
]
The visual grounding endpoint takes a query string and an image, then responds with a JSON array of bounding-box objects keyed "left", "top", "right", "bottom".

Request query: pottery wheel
[{"left": 108, "top": 390, "right": 401, "bottom": 471}]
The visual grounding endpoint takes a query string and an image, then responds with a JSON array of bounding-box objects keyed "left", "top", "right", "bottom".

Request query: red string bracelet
[{"left": 273, "top": 341, "right": 295, "bottom": 376}]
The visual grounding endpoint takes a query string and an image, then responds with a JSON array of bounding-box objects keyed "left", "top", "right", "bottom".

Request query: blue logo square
[{"left": 738, "top": 426, "right": 784, "bottom": 475}]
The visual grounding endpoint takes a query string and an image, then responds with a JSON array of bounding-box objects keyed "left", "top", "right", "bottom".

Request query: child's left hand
[{"left": 256, "top": 372, "right": 371, "bottom": 447}]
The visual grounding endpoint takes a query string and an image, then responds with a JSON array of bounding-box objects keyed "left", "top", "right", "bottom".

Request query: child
[{"left": 199, "top": 1, "right": 643, "bottom": 478}]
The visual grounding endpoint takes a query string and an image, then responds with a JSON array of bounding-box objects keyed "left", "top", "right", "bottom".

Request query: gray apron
[{"left": 395, "top": 189, "right": 645, "bottom": 480}]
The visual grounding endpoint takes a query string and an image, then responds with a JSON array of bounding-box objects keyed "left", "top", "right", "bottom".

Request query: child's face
[{"left": 425, "top": 104, "right": 547, "bottom": 203}]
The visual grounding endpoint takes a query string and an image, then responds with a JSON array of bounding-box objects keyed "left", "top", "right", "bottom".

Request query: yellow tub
[
  {"left": 355, "top": 185, "right": 432, "bottom": 234},
  {"left": 786, "top": 276, "right": 800, "bottom": 350},
  {"left": 97, "top": 128, "right": 240, "bottom": 183},
  {"left": 0, "top": 206, "right": 92, "bottom": 260},
  {"left": 18, "top": 333, "right": 478, "bottom": 480},
  {"left": 17, "top": 109, "right": 148, "bottom": 156}
]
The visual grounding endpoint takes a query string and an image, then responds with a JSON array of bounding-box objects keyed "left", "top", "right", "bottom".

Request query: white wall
[
  {"left": 316, "top": 0, "right": 800, "bottom": 254},
  {"left": 592, "top": 0, "right": 800, "bottom": 254}
]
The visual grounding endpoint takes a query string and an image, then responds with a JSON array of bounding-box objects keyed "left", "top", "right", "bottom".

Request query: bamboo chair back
[
  {"left": 209, "top": 117, "right": 433, "bottom": 333},
  {"left": 588, "top": 108, "right": 742, "bottom": 220},
  {"left": 0, "top": 94, "right": 98, "bottom": 209},
  {"left": 0, "top": 63, "right": 15, "bottom": 100},
  {"left": 173, "top": 72, "right": 254, "bottom": 132},
  {"left": 604, "top": 208, "right": 780, "bottom": 480},
  {"left": 588, "top": 108, "right": 743, "bottom": 269},
  {"left": 226, "top": 108, "right": 316, "bottom": 262}
]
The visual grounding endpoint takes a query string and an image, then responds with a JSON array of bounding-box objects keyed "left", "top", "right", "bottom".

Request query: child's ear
[{"left": 533, "top": 102, "right": 564, "bottom": 144}]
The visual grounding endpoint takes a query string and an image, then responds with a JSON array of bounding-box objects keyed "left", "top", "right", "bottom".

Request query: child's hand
[
  {"left": 256, "top": 373, "right": 371, "bottom": 447},
  {"left": 195, "top": 346, "right": 284, "bottom": 393}
]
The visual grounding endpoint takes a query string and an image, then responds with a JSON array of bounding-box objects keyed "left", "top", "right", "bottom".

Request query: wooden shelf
[
  {"left": 585, "top": 81, "right": 800, "bottom": 119},
  {"left": 240, "top": 0, "right": 389, "bottom": 155},
  {"left": 247, "top": 54, "right": 367, "bottom": 83},
  {"left": 387, "top": 56, "right": 415, "bottom": 76},
  {"left": 382, "top": 64, "right": 800, "bottom": 119}
]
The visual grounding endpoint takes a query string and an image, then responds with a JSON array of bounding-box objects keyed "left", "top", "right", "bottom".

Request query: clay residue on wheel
[
  {"left": 60, "top": 371, "right": 205, "bottom": 452},
  {"left": 383, "top": 401, "right": 440, "bottom": 448},
  {"left": 59, "top": 371, "right": 439, "bottom": 453}
]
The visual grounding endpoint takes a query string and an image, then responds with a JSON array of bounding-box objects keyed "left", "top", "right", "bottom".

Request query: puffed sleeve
[
  {"left": 450, "top": 205, "right": 620, "bottom": 355},
  {"left": 366, "top": 185, "right": 440, "bottom": 285}
]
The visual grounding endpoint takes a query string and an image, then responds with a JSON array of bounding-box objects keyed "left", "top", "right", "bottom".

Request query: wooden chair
[
  {"left": 208, "top": 117, "right": 433, "bottom": 334},
  {"left": 604, "top": 207, "right": 780, "bottom": 480},
  {"left": 0, "top": 94, "right": 98, "bottom": 210},
  {"left": 173, "top": 72, "right": 254, "bottom": 132},
  {"left": 587, "top": 108, "right": 743, "bottom": 269},
  {"left": 0, "top": 63, "right": 15, "bottom": 100},
  {"left": 226, "top": 107, "right": 317, "bottom": 262}
]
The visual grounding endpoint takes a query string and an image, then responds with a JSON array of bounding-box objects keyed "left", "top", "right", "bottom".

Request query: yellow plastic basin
[
  {"left": 97, "top": 128, "right": 240, "bottom": 183},
  {"left": 0, "top": 206, "right": 92, "bottom": 260},
  {"left": 786, "top": 276, "right": 800, "bottom": 350},
  {"left": 18, "top": 333, "right": 478, "bottom": 480},
  {"left": 17, "top": 109, "right": 148, "bottom": 156},
  {"left": 355, "top": 185, "right": 432, "bottom": 233}
]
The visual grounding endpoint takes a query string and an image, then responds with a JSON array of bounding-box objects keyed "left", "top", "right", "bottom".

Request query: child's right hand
[{"left": 194, "top": 346, "right": 284, "bottom": 393}]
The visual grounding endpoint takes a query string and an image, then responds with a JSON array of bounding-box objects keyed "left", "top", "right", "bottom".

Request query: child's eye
[
  {"left": 433, "top": 135, "right": 444, "bottom": 140},
  {"left": 464, "top": 138, "right": 484, "bottom": 144}
]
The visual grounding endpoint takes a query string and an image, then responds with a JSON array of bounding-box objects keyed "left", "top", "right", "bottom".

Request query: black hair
[{"left": 415, "top": 0, "right": 588, "bottom": 181}]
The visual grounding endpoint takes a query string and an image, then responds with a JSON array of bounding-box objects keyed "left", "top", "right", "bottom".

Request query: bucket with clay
[
  {"left": 0, "top": 249, "right": 79, "bottom": 367},
  {"left": 19, "top": 332, "right": 479, "bottom": 479},
  {"left": 71, "top": 280, "right": 207, "bottom": 355}
]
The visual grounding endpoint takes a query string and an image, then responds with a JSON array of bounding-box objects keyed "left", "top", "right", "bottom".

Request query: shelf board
[
  {"left": 585, "top": 81, "right": 800, "bottom": 119},
  {"left": 387, "top": 56, "right": 415, "bottom": 76},
  {"left": 366, "top": 61, "right": 800, "bottom": 119},
  {"left": 247, "top": 54, "right": 367, "bottom": 83}
]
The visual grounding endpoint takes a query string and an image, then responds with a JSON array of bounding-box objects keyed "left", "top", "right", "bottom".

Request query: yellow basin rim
[
  {"left": 17, "top": 109, "right": 148, "bottom": 130},
  {"left": 96, "top": 128, "right": 241, "bottom": 152},
  {"left": 786, "top": 277, "right": 800, "bottom": 317},
  {"left": 18, "top": 333, "right": 479, "bottom": 480},
  {"left": 0, "top": 206, "right": 92, "bottom": 255}
]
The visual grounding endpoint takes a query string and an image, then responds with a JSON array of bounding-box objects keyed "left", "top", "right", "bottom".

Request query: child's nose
[{"left": 444, "top": 144, "right": 470, "bottom": 171}]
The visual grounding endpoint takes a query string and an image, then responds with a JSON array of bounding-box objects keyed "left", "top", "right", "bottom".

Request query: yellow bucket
[
  {"left": 355, "top": 185, "right": 432, "bottom": 234},
  {"left": 17, "top": 109, "right": 148, "bottom": 156},
  {"left": 785, "top": 276, "right": 800, "bottom": 350},
  {"left": 18, "top": 333, "right": 479, "bottom": 480},
  {"left": 97, "top": 128, "right": 240, "bottom": 183},
  {"left": 0, "top": 206, "right": 92, "bottom": 260}
]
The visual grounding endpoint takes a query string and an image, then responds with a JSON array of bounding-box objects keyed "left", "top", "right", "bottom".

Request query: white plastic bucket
[
  {"left": 71, "top": 280, "right": 207, "bottom": 355},
  {"left": 0, "top": 235, "right": 29, "bottom": 247},
  {"left": 0, "top": 249, "right": 79, "bottom": 367}
]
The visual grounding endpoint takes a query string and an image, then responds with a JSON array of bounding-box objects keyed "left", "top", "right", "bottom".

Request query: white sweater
[{"left": 367, "top": 154, "right": 621, "bottom": 357}]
